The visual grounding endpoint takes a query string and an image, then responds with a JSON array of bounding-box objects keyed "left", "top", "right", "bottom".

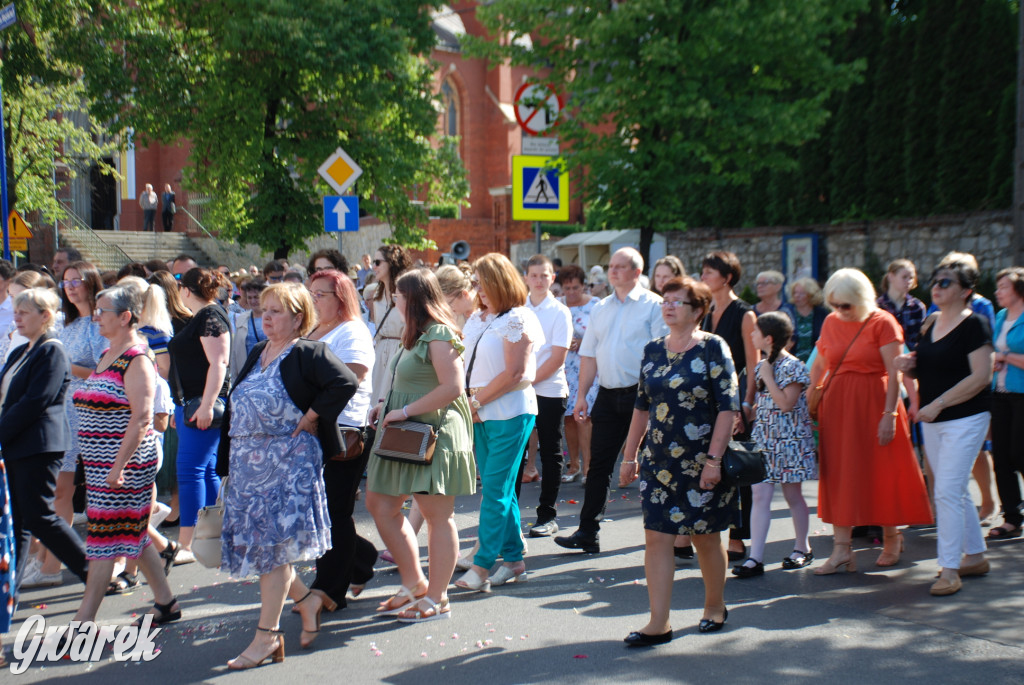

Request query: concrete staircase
[{"left": 60, "top": 230, "right": 218, "bottom": 271}]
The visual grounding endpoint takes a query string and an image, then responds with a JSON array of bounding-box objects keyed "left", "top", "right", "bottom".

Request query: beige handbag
[{"left": 192, "top": 477, "right": 227, "bottom": 569}]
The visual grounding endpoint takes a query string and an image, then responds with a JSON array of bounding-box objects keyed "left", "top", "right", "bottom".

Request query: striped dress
[{"left": 74, "top": 345, "right": 159, "bottom": 560}]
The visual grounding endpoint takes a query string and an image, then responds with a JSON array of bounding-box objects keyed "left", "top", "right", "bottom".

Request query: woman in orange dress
[{"left": 811, "top": 269, "right": 932, "bottom": 574}]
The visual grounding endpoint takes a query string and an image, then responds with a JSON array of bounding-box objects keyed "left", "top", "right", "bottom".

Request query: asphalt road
[{"left": 6, "top": 478, "right": 1024, "bottom": 684}]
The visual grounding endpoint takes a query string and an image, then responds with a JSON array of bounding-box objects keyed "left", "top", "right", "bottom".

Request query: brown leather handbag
[
  {"left": 329, "top": 427, "right": 366, "bottom": 462},
  {"left": 376, "top": 421, "right": 438, "bottom": 465}
]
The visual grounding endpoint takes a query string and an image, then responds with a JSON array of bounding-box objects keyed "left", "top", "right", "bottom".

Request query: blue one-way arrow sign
[{"left": 323, "top": 196, "right": 359, "bottom": 232}]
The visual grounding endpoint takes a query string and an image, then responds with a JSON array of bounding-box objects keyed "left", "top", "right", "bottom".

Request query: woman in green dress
[{"left": 366, "top": 268, "right": 476, "bottom": 623}]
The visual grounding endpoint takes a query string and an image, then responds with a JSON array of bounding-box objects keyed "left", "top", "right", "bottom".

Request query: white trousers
[{"left": 920, "top": 412, "right": 990, "bottom": 569}]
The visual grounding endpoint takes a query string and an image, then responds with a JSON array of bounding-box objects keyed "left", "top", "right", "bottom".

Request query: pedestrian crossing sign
[{"left": 512, "top": 155, "right": 569, "bottom": 222}]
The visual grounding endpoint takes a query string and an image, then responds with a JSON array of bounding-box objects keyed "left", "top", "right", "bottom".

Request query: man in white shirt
[
  {"left": 521, "top": 255, "right": 573, "bottom": 537},
  {"left": 555, "top": 248, "right": 668, "bottom": 553}
]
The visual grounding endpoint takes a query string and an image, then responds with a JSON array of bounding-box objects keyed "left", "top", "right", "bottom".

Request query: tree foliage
[
  {"left": 64, "top": 0, "right": 468, "bottom": 252},
  {"left": 469, "top": 0, "right": 865, "bottom": 265},
  {"left": 0, "top": 1, "right": 119, "bottom": 223}
]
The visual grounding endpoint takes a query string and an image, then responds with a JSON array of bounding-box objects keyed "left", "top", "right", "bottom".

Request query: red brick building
[{"left": 96, "top": 2, "right": 582, "bottom": 263}]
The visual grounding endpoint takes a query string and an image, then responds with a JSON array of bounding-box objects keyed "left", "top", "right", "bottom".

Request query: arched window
[{"left": 440, "top": 78, "right": 460, "bottom": 139}]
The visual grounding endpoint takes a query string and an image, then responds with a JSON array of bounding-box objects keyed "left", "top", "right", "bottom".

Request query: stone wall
[{"left": 664, "top": 211, "right": 1015, "bottom": 290}]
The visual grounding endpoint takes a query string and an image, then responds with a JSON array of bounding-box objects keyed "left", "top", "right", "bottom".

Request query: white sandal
[
  {"left": 376, "top": 584, "right": 426, "bottom": 616},
  {"left": 454, "top": 568, "right": 491, "bottom": 592},
  {"left": 396, "top": 597, "right": 451, "bottom": 623}
]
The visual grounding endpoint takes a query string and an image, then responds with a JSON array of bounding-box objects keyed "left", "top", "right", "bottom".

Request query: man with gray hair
[{"left": 555, "top": 247, "right": 668, "bottom": 554}]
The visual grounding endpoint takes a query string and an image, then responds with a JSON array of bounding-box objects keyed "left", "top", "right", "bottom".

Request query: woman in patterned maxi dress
[{"left": 72, "top": 285, "right": 180, "bottom": 626}]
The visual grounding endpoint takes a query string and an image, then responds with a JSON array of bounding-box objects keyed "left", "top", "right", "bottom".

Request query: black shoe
[
  {"left": 697, "top": 607, "right": 728, "bottom": 633},
  {"left": 529, "top": 520, "right": 559, "bottom": 537},
  {"left": 673, "top": 545, "right": 694, "bottom": 560},
  {"left": 554, "top": 530, "right": 600, "bottom": 553},
  {"left": 159, "top": 517, "right": 180, "bottom": 529},
  {"left": 727, "top": 543, "right": 746, "bottom": 562},
  {"left": 731, "top": 560, "right": 764, "bottom": 578},
  {"left": 624, "top": 629, "right": 672, "bottom": 647},
  {"left": 781, "top": 549, "right": 814, "bottom": 570}
]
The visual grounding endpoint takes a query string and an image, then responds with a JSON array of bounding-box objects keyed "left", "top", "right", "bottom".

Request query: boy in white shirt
[{"left": 522, "top": 255, "right": 573, "bottom": 537}]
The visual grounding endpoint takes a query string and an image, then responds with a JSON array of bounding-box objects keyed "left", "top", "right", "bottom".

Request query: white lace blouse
[{"left": 463, "top": 306, "right": 544, "bottom": 421}]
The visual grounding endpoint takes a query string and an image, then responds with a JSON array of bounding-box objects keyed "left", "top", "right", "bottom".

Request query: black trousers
[
  {"left": 514, "top": 395, "right": 568, "bottom": 522},
  {"left": 7, "top": 452, "right": 88, "bottom": 584},
  {"left": 142, "top": 209, "right": 156, "bottom": 232},
  {"left": 578, "top": 386, "right": 635, "bottom": 535},
  {"left": 161, "top": 211, "right": 174, "bottom": 233},
  {"left": 991, "top": 392, "right": 1024, "bottom": 528},
  {"left": 311, "top": 441, "right": 377, "bottom": 608}
]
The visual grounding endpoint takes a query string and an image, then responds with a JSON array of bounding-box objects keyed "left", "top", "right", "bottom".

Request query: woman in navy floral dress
[{"left": 619, "top": 277, "right": 739, "bottom": 646}]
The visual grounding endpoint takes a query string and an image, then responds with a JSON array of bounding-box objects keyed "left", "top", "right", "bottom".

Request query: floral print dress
[
  {"left": 636, "top": 334, "right": 741, "bottom": 535},
  {"left": 559, "top": 296, "right": 599, "bottom": 416}
]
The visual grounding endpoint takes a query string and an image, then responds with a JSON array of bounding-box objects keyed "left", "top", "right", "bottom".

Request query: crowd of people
[{"left": 0, "top": 239, "right": 1020, "bottom": 668}]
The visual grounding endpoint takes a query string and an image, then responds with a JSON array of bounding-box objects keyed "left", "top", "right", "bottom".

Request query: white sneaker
[
  {"left": 19, "top": 564, "right": 63, "bottom": 589},
  {"left": 150, "top": 502, "right": 172, "bottom": 529}
]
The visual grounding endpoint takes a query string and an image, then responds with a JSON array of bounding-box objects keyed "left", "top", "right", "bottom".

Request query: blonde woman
[{"left": 811, "top": 269, "right": 932, "bottom": 574}]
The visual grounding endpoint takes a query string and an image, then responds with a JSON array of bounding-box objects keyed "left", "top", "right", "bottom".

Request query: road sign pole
[
  {"left": 0, "top": 74, "right": 10, "bottom": 261},
  {"left": 535, "top": 221, "right": 541, "bottom": 255},
  {"left": 337, "top": 231, "right": 343, "bottom": 258}
]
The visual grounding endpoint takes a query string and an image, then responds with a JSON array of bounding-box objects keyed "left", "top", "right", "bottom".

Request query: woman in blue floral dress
[{"left": 619, "top": 277, "right": 739, "bottom": 646}]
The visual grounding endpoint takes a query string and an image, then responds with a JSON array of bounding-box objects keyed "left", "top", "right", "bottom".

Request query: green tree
[
  {"left": 66, "top": 0, "right": 468, "bottom": 253},
  {"left": 0, "top": 1, "right": 119, "bottom": 223},
  {"left": 469, "top": 0, "right": 865, "bottom": 266}
]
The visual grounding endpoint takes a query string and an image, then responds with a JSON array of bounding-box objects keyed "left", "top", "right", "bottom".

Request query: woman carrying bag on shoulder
[{"left": 215, "top": 283, "right": 357, "bottom": 669}]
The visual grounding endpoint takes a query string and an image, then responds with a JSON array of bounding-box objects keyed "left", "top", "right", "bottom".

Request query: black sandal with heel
[
  {"left": 159, "top": 540, "right": 181, "bottom": 576},
  {"left": 133, "top": 598, "right": 182, "bottom": 627}
]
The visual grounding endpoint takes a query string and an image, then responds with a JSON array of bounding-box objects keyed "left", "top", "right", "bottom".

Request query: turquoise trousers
[{"left": 473, "top": 414, "right": 536, "bottom": 568}]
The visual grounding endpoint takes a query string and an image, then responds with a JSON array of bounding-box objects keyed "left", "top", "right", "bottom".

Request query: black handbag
[
  {"left": 721, "top": 440, "right": 768, "bottom": 487},
  {"left": 184, "top": 396, "right": 226, "bottom": 430}
]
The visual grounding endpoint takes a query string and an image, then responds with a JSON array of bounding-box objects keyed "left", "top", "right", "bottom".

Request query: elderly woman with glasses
[
  {"left": 896, "top": 261, "right": 993, "bottom": 596},
  {"left": 71, "top": 285, "right": 180, "bottom": 625},
  {"left": 753, "top": 270, "right": 796, "bottom": 321},
  {"left": 810, "top": 269, "right": 932, "bottom": 576}
]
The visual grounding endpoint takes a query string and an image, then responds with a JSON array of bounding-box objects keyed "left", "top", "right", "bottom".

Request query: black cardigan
[
  {"left": 0, "top": 330, "right": 72, "bottom": 460},
  {"left": 217, "top": 339, "right": 358, "bottom": 476}
]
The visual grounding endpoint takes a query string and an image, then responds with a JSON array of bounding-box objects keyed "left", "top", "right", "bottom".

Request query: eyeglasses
[
  {"left": 373, "top": 259, "right": 385, "bottom": 267},
  {"left": 93, "top": 307, "right": 121, "bottom": 317},
  {"left": 754, "top": 281, "right": 778, "bottom": 287},
  {"left": 267, "top": 275, "right": 284, "bottom": 283},
  {"left": 930, "top": 277, "right": 955, "bottom": 289},
  {"left": 829, "top": 301, "right": 854, "bottom": 311},
  {"left": 660, "top": 300, "right": 694, "bottom": 308},
  {"left": 60, "top": 279, "right": 84, "bottom": 289},
  {"left": 308, "top": 289, "right": 336, "bottom": 301}
]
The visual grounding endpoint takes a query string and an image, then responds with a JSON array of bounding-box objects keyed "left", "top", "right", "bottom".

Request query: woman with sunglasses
[
  {"left": 367, "top": 245, "right": 412, "bottom": 408},
  {"left": 810, "top": 269, "right": 931, "bottom": 575},
  {"left": 895, "top": 262, "right": 993, "bottom": 596}
]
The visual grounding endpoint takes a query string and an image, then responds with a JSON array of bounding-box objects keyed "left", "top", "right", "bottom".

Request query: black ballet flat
[
  {"left": 781, "top": 549, "right": 814, "bottom": 570},
  {"left": 624, "top": 629, "right": 673, "bottom": 647},
  {"left": 731, "top": 560, "right": 764, "bottom": 578},
  {"left": 673, "top": 545, "right": 694, "bottom": 560},
  {"left": 698, "top": 607, "right": 728, "bottom": 633}
]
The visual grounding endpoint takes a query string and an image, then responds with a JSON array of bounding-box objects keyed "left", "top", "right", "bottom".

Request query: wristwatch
[{"left": 470, "top": 396, "right": 482, "bottom": 411}]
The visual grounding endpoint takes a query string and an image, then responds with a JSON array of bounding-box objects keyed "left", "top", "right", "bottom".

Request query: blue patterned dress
[
  {"left": 60, "top": 316, "right": 107, "bottom": 472},
  {"left": 559, "top": 296, "right": 599, "bottom": 416},
  {"left": 636, "top": 335, "right": 741, "bottom": 535},
  {"left": 221, "top": 346, "right": 331, "bottom": 578},
  {"left": 751, "top": 356, "right": 818, "bottom": 483},
  {"left": 0, "top": 459, "right": 15, "bottom": 632}
]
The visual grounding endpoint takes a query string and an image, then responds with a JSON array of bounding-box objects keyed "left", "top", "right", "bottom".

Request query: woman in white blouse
[{"left": 456, "top": 253, "right": 543, "bottom": 591}]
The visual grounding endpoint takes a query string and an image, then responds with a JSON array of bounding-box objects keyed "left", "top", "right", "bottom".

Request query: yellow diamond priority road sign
[{"left": 317, "top": 147, "right": 363, "bottom": 195}]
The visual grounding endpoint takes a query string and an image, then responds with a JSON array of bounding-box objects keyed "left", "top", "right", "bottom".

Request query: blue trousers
[
  {"left": 174, "top": 405, "right": 221, "bottom": 527},
  {"left": 473, "top": 414, "right": 535, "bottom": 569}
]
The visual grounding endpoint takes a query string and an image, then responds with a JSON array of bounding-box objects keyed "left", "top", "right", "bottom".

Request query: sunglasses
[
  {"left": 173, "top": 273, "right": 182, "bottom": 280},
  {"left": 60, "top": 279, "right": 84, "bottom": 289},
  {"left": 373, "top": 259, "right": 385, "bottom": 266},
  {"left": 829, "top": 301, "right": 854, "bottom": 311},
  {"left": 930, "top": 277, "right": 956, "bottom": 289},
  {"left": 267, "top": 275, "right": 284, "bottom": 283}
]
